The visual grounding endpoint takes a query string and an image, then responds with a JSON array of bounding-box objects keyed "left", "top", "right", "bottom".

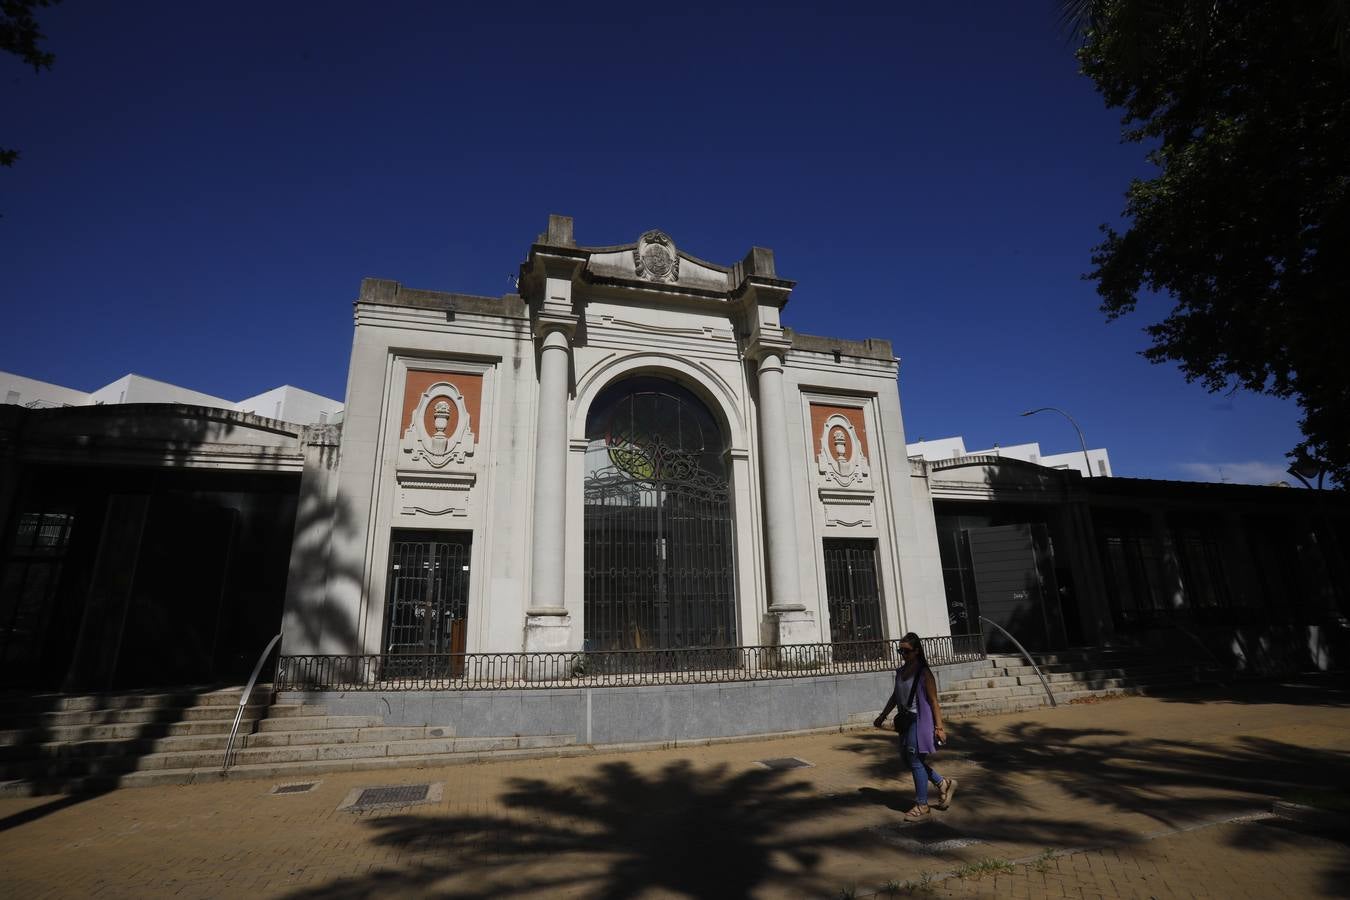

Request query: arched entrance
[{"left": 582, "top": 375, "right": 737, "bottom": 652}]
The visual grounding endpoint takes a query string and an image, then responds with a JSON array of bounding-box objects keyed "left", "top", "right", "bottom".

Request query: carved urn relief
[
  {"left": 396, "top": 372, "right": 481, "bottom": 518},
  {"left": 811, "top": 405, "right": 875, "bottom": 529},
  {"left": 817, "top": 413, "right": 869, "bottom": 487},
  {"left": 401, "top": 382, "right": 475, "bottom": 467}
]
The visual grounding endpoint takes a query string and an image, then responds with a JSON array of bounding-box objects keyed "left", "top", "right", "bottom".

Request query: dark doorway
[
  {"left": 964, "top": 523, "right": 1061, "bottom": 652},
  {"left": 0, "top": 465, "right": 299, "bottom": 691},
  {"left": 823, "top": 539, "right": 886, "bottom": 660},
  {"left": 382, "top": 530, "right": 471, "bottom": 675}
]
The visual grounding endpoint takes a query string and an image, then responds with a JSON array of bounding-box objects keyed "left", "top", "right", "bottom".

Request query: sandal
[
  {"left": 937, "top": 776, "right": 958, "bottom": 810},
  {"left": 903, "top": 804, "right": 931, "bottom": 822}
]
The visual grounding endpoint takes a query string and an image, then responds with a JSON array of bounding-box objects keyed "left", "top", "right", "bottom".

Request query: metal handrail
[
  {"left": 978, "top": 616, "right": 1057, "bottom": 707},
  {"left": 221, "top": 632, "right": 282, "bottom": 775}
]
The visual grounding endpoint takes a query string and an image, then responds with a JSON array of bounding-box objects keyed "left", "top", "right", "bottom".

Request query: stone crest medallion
[{"left": 633, "top": 230, "right": 680, "bottom": 283}]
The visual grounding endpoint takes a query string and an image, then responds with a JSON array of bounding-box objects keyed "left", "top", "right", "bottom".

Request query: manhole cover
[
  {"left": 757, "top": 757, "right": 814, "bottom": 770},
  {"left": 338, "top": 782, "right": 444, "bottom": 812},
  {"left": 271, "top": 782, "right": 318, "bottom": 795},
  {"left": 359, "top": 785, "right": 428, "bottom": 805}
]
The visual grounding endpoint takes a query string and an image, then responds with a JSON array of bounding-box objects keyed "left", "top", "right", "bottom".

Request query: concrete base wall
[{"left": 278, "top": 661, "right": 992, "bottom": 745}]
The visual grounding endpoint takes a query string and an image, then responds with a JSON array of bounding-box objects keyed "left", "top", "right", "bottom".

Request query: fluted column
[
  {"left": 756, "top": 350, "right": 805, "bottom": 614},
  {"left": 528, "top": 326, "right": 572, "bottom": 617}
]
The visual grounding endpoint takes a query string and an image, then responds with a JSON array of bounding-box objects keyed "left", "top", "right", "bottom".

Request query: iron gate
[
  {"left": 823, "top": 539, "right": 886, "bottom": 660},
  {"left": 583, "top": 378, "right": 737, "bottom": 654},
  {"left": 383, "top": 531, "right": 470, "bottom": 675}
]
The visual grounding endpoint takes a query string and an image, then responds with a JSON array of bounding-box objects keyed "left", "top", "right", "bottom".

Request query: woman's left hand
[{"left": 934, "top": 726, "right": 947, "bottom": 743}]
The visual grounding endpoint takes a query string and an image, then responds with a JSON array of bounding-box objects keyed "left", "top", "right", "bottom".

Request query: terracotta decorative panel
[
  {"left": 809, "top": 404, "right": 868, "bottom": 460},
  {"left": 402, "top": 371, "right": 483, "bottom": 440},
  {"left": 810, "top": 403, "right": 871, "bottom": 489},
  {"left": 398, "top": 370, "right": 483, "bottom": 473}
]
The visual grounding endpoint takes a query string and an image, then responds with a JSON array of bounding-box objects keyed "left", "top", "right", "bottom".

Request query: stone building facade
[{"left": 281, "top": 215, "right": 949, "bottom": 661}]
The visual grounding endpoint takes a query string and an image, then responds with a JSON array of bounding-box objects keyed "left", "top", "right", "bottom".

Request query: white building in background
[
  {"left": 907, "top": 435, "right": 1113, "bottom": 478},
  {"left": 0, "top": 370, "right": 342, "bottom": 426},
  {"left": 235, "top": 385, "right": 343, "bottom": 425}
]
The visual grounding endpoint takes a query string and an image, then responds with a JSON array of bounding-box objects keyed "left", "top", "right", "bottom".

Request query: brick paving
[{"left": 0, "top": 677, "right": 1347, "bottom": 898}]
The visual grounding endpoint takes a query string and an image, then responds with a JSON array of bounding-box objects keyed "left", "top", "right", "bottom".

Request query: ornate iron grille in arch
[{"left": 583, "top": 377, "right": 737, "bottom": 655}]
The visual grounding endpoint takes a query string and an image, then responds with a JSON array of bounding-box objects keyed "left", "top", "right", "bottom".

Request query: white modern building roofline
[
  {"left": 907, "top": 434, "right": 1113, "bottom": 478},
  {"left": 0, "top": 369, "right": 343, "bottom": 426}
]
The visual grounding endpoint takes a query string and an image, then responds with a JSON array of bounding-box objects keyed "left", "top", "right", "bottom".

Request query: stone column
[
  {"left": 524, "top": 325, "right": 573, "bottom": 655},
  {"left": 755, "top": 349, "right": 817, "bottom": 645}
]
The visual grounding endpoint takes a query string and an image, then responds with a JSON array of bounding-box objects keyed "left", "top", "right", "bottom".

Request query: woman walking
[{"left": 874, "top": 632, "right": 957, "bottom": 821}]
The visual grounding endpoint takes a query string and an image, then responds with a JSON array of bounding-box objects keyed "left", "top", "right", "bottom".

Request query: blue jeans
[{"left": 903, "top": 718, "right": 943, "bottom": 804}]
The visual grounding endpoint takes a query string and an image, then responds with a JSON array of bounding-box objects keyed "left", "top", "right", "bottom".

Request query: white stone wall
[
  {"left": 316, "top": 226, "right": 953, "bottom": 658},
  {"left": 782, "top": 351, "right": 950, "bottom": 641},
  {"left": 319, "top": 298, "right": 535, "bottom": 657}
]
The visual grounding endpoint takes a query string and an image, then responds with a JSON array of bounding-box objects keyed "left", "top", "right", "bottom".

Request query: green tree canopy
[
  {"left": 1069, "top": 1, "right": 1350, "bottom": 486},
  {"left": 2, "top": 0, "right": 59, "bottom": 167}
]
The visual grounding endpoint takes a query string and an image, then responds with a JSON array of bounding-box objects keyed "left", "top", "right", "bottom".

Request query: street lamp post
[{"left": 1021, "top": 407, "right": 1094, "bottom": 477}]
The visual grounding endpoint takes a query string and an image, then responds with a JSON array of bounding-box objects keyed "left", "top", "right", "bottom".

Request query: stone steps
[
  {"left": 0, "top": 733, "right": 579, "bottom": 797},
  {"left": 942, "top": 665, "right": 1191, "bottom": 696},
  {"left": 0, "top": 703, "right": 269, "bottom": 729},
  {"left": 0, "top": 687, "right": 250, "bottom": 716},
  {"left": 0, "top": 692, "right": 580, "bottom": 797},
  {"left": 937, "top": 651, "right": 1225, "bottom": 718},
  {"left": 0, "top": 732, "right": 234, "bottom": 761},
  {"left": 0, "top": 716, "right": 260, "bottom": 746},
  {"left": 256, "top": 714, "right": 384, "bottom": 732}
]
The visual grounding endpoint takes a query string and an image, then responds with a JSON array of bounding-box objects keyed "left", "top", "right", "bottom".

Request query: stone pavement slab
[{"left": 0, "top": 677, "right": 1346, "bottom": 898}]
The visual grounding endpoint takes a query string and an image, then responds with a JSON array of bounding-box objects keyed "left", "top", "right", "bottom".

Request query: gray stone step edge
[
  {"left": 0, "top": 688, "right": 257, "bottom": 715},
  {"left": 940, "top": 678, "right": 1212, "bottom": 715},
  {"left": 0, "top": 733, "right": 578, "bottom": 780}
]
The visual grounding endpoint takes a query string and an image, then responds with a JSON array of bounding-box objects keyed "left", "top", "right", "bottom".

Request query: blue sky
[{"left": 2, "top": 1, "right": 1305, "bottom": 485}]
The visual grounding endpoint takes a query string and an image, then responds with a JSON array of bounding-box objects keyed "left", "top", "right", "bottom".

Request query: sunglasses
[{"left": 899, "top": 646, "right": 915, "bottom": 654}]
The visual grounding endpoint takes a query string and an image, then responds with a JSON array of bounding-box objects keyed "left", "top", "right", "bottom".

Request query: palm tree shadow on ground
[
  {"left": 285, "top": 759, "right": 856, "bottom": 899},
  {"left": 284, "top": 750, "right": 1158, "bottom": 900}
]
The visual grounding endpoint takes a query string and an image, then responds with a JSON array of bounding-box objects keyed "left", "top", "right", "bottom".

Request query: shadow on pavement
[
  {"left": 0, "top": 790, "right": 109, "bottom": 833},
  {"left": 284, "top": 759, "right": 848, "bottom": 899},
  {"left": 1235, "top": 816, "right": 1350, "bottom": 896},
  {"left": 1151, "top": 671, "right": 1350, "bottom": 707},
  {"left": 838, "top": 699, "right": 1350, "bottom": 895},
  {"left": 285, "top": 751, "right": 1153, "bottom": 900}
]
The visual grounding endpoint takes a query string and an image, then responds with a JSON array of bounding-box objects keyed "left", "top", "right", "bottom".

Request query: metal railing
[
  {"left": 276, "top": 632, "right": 986, "bottom": 692},
  {"left": 221, "top": 632, "right": 282, "bottom": 774},
  {"left": 978, "top": 616, "right": 1056, "bottom": 707}
]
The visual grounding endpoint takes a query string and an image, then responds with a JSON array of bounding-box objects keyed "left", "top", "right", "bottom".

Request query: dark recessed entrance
[{"left": 0, "top": 465, "right": 298, "bottom": 691}]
